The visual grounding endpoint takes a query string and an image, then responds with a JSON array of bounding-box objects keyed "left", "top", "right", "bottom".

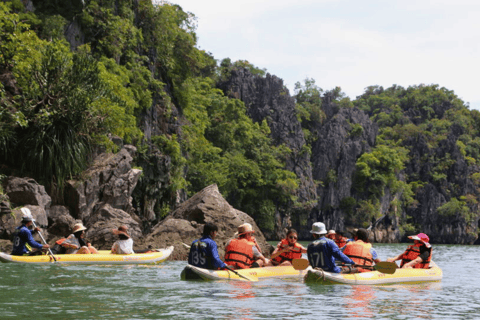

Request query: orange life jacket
[
  {"left": 272, "top": 239, "right": 303, "bottom": 263},
  {"left": 400, "top": 244, "right": 432, "bottom": 268},
  {"left": 343, "top": 240, "right": 373, "bottom": 272},
  {"left": 225, "top": 238, "right": 255, "bottom": 269},
  {"left": 335, "top": 236, "right": 348, "bottom": 249}
]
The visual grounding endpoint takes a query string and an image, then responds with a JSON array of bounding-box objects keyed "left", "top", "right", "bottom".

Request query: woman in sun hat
[
  {"left": 111, "top": 225, "right": 134, "bottom": 254},
  {"left": 387, "top": 233, "right": 432, "bottom": 268},
  {"left": 61, "top": 223, "right": 98, "bottom": 254}
]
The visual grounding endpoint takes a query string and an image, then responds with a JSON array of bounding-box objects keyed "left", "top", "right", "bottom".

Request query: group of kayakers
[
  {"left": 11, "top": 207, "right": 137, "bottom": 256},
  {"left": 12, "top": 207, "right": 433, "bottom": 272},
  {"left": 188, "top": 220, "right": 433, "bottom": 274}
]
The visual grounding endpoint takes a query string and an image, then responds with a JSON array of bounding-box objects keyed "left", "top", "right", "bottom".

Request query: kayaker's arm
[
  {"left": 386, "top": 252, "right": 404, "bottom": 263},
  {"left": 402, "top": 256, "right": 422, "bottom": 268}
]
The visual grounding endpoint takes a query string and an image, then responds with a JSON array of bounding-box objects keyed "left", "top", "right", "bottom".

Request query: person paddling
[
  {"left": 269, "top": 228, "right": 307, "bottom": 266},
  {"left": 188, "top": 223, "right": 228, "bottom": 270},
  {"left": 387, "top": 233, "right": 432, "bottom": 268},
  {"left": 11, "top": 208, "right": 50, "bottom": 256},
  {"left": 307, "top": 222, "right": 355, "bottom": 273}
]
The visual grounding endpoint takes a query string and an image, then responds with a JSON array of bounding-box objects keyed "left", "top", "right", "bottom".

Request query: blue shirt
[
  {"left": 188, "top": 236, "right": 227, "bottom": 270},
  {"left": 307, "top": 236, "right": 355, "bottom": 273},
  {"left": 11, "top": 225, "right": 43, "bottom": 256}
]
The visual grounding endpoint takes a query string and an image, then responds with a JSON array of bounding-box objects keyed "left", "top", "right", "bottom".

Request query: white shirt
[{"left": 111, "top": 238, "right": 134, "bottom": 254}]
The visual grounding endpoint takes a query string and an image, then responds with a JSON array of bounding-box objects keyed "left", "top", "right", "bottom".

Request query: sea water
[{"left": 0, "top": 243, "right": 478, "bottom": 319}]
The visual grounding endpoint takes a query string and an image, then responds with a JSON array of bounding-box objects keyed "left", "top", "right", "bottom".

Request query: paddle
[
  {"left": 225, "top": 265, "right": 258, "bottom": 282},
  {"left": 292, "top": 258, "right": 398, "bottom": 274},
  {"left": 31, "top": 220, "right": 57, "bottom": 262},
  {"left": 373, "top": 261, "right": 397, "bottom": 274},
  {"left": 292, "top": 258, "right": 310, "bottom": 270}
]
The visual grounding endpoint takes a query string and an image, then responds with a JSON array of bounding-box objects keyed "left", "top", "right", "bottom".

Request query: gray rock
[
  {"left": 4, "top": 177, "right": 51, "bottom": 209},
  {"left": 141, "top": 184, "right": 272, "bottom": 260}
]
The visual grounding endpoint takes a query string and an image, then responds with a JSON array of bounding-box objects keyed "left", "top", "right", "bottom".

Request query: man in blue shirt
[
  {"left": 307, "top": 222, "right": 355, "bottom": 273},
  {"left": 188, "top": 222, "right": 227, "bottom": 270},
  {"left": 11, "top": 208, "right": 49, "bottom": 256}
]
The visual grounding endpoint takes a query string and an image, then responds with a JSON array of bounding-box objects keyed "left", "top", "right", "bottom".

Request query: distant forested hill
[{"left": 0, "top": 0, "right": 479, "bottom": 243}]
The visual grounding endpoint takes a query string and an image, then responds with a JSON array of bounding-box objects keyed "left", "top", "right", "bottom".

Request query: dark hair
[
  {"left": 74, "top": 230, "right": 84, "bottom": 239},
  {"left": 119, "top": 234, "right": 129, "bottom": 240},
  {"left": 203, "top": 223, "right": 218, "bottom": 236},
  {"left": 355, "top": 228, "right": 369, "bottom": 242},
  {"left": 286, "top": 229, "right": 298, "bottom": 237}
]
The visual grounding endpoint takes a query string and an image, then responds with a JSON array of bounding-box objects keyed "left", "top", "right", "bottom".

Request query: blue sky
[{"left": 161, "top": 0, "right": 480, "bottom": 110}]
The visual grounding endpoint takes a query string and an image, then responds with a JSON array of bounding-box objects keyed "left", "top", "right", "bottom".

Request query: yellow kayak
[
  {"left": 181, "top": 264, "right": 308, "bottom": 281},
  {"left": 304, "top": 261, "right": 443, "bottom": 285},
  {"left": 0, "top": 246, "right": 174, "bottom": 265}
]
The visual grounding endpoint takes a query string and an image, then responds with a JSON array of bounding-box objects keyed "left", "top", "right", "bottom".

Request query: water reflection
[
  {"left": 229, "top": 280, "right": 255, "bottom": 300},
  {"left": 227, "top": 281, "right": 255, "bottom": 320},
  {"left": 344, "top": 285, "right": 375, "bottom": 318}
]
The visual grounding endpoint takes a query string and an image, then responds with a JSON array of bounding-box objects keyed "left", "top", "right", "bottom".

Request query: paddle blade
[
  {"left": 374, "top": 261, "right": 397, "bottom": 274},
  {"left": 292, "top": 258, "right": 310, "bottom": 270}
]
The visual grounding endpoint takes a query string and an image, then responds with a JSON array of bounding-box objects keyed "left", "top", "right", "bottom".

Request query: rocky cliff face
[
  {"left": 217, "top": 70, "right": 317, "bottom": 238},
  {"left": 309, "top": 101, "right": 379, "bottom": 238},
  {"left": 402, "top": 124, "right": 480, "bottom": 244},
  {"left": 216, "top": 69, "right": 480, "bottom": 244}
]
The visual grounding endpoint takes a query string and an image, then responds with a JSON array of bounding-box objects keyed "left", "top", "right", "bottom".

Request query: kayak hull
[
  {"left": 181, "top": 264, "right": 307, "bottom": 281},
  {"left": 304, "top": 261, "right": 443, "bottom": 285},
  {"left": 0, "top": 246, "right": 174, "bottom": 265}
]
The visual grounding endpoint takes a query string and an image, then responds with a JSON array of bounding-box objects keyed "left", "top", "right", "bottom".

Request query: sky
[{"left": 158, "top": 0, "right": 480, "bottom": 110}]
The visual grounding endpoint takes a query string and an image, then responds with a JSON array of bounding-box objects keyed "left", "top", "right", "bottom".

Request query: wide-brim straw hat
[
  {"left": 72, "top": 223, "right": 87, "bottom": 233},
  {"left": 112, "top": 225, "right": 130, "bottom": 238},
  {"left": 327, "top": 229, "right": 336, "bottom": 235},
  {"left": 235, "top": 223, "right": 254, "bottom": 237}
]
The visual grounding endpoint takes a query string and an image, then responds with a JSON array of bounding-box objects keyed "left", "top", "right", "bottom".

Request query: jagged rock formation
[
  {"left": 218, "top": 70, "right": 318, "bottom": 238},
  {"left": 139, "top": 184, "right": 271, "bottom": 260},
  {"left": 402, "top": 124, "right": 480, "bottom": 244},
  {"left": 309, "top": 102, "right": 380, "bottom": 238}
]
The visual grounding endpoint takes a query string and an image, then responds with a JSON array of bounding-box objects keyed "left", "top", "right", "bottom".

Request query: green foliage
[
  {"left": 349, "top": 123, "right": 364, "bottom": 137},
  {"left": 294, "top": 78, "right": 325, "bottom": 123},
  {"left": 471, "top": 173, "right": 480, "bottom": 185},
  {"left": 0, "top": 5, "right": 143, "bottom": 190},
  {"left": 340, "top": 197, "right": 356, "bottom": 216},
  {"left": 181, "top": 77, "right": 298, "bottom": 229},
  {"left": 152, "top": 134, "right": 187, "bottom": 192},
  {"left": 217, "top": 58, "right": 266, "bottom": 80},
  {"left": 437, "top": 197, "right": 474, "bottom": 223},
  {"left": 325, "top": 169, "right": 337, "bottom": 186},
  {"left": 354, "top": 145, "right": 408, "bottom": 196},
  {"left": 347, "top": 199, "right": 380, "bottom": 228}
]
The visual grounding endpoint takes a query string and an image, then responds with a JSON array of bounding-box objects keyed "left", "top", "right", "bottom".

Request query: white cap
[
  {"left": 21, "top": 207, "right": 35, "bottom": 222},
  {"left": 310, "top": 222, "right": 327, "bottom": 235}
]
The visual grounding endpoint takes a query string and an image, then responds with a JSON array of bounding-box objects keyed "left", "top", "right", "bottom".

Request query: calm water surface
[{"left": 0, "top": 243, "right": 479, "bottom": 319}]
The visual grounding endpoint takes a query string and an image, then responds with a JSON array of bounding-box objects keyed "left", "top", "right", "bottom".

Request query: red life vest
[
  {"left": 343, "top": 240, "right": 374, "bottom": 272},
  {"left": 272, "top": 239, "right": 303, "bottom": 263},
  {"left": 335, "top": 236, "right": 348, "bottom": 249},
  {"left": 225, "top": 238, "right": 255, "bottom": 269},
  {"left": 400, "top": 244, "right": 432, "bottom": 268}
]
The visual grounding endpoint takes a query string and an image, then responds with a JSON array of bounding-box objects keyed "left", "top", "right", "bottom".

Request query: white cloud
[{"left": 167, "top": 0, "right": 480, "bottom": 110}]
